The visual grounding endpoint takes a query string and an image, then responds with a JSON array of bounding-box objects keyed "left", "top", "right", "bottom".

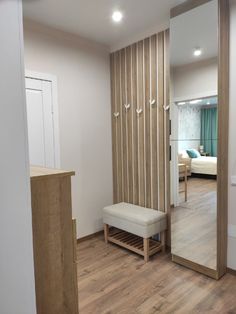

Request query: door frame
[{"left": 25, "top": 70, "right": 61, "bottom": 168}]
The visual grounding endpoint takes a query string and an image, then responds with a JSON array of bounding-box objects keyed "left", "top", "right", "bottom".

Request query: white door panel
[{"left": 26, "top": 77, "right": 55, "bottom": 168}]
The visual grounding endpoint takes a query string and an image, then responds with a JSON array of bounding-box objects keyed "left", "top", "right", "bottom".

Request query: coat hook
[
  {"left": 149, "top": 99, "right": 156, "bottom": 106},
  {"left": 124, "top": 103, "right": 131, "bottom": 111},
  {"left": 163, "top": 105, "right": 170, "bottom": 111},
  {"left": 136, "top": 108, "right": 143, "bottom": 115},
  {"left": 113, "top": 112, "right": 120, "bottom": 118}
]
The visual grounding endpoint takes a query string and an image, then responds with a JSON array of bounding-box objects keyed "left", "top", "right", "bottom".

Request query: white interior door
[{"left": 25, "top": 77, "right": 56, "bottom": 168}]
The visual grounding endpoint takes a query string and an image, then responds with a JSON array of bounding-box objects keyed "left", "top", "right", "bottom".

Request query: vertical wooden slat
[
  {"left": 217, "top": 0, "right": 229, "bottom": 279},
  {"left": 121, "top": 49, "right": 128, "bottom": 202},
  {"left": 115, "top": 51, "right": 123, "bottom": 202},
  {"left": 137, "top": 40, "right": 145, "bottom": 207},
  {"left": 164, "top": 29, "right": 171, "bottom": 246},
  {"left": 126, "top": 46, "right": 133, "bottom": 203},
  {"left": 110, "top": 53, "right": 118, "bottom": 203},
  {"left": 132, "top": 43, "right": 139, "bottom": 205},
  {"left": 158, "top": 32, "right": 165, "bottom": 211},
  {"left": 151, "top": 34, "right": 158, "bottom": 210},
  {"left": 144, "top": 37, "right": 151, "bottom": 209}
]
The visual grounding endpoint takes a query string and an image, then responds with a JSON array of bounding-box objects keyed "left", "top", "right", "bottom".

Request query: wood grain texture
[
  {"left": 116, "top": 51, "right": 123, "bottom": 202},
  {"left": 144, "top": 38, "right": 151, "bottom": 209},
  {"left": 170, "top": 0, "right": 213, "bottom": 18},
  {"left": 132, "top": 43, "right": 139, "bottom": 205},
  {"left": 126, "top": 46, "right": 133, "bottom": 203},
  {"left": 105, "top": 229, "right": 162, "bottom": 262},
  {"left": 150, "top": 34, "right": 158, "bottom": 210},
  {"left": 157, "top": 32, "right": 165, "bottom": 211},
  {"left": 110, "top": 53, "right": 118, "bottom": 204},
  {"left": 31, "top": 171, "right": 78, "bottom": 314},
  {"left": 137, "top": 40, "right": 145, "bottom": 207},
  {"left": 78, "top": 235, "right": 236, "bottom": 313},
  {"left": 121, "top": 48, "right": 128, "bottom": 203},
  {"left": 30, "top": 165, "right": 75, "bottom": 180},
  {"left": 110, "top": 32, "right": 169, "bottom": 213},
  {"left": 164, "top": 29, "right": 171, "bottom": 246},
  {"left": 217, "top": 0, "right": 229, "bottom": 279}
]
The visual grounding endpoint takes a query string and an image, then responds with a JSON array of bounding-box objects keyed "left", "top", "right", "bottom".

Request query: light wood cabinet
[{"left": 30, "top": 166, "right": 79, "bottom": 314}]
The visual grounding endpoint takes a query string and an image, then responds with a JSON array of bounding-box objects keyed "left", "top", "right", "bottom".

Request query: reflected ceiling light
[
  {"left": 207, "top": 101, "right": 210, "bottom": 105},
  {"left": 189, "top": 99, "right": 202, "bottom": 104},
  {"left": 112, "top": 11, "right": 123, "bottom": 23},
  {"left": 193, "top": 48, "right": 202, "bottom": 57},
  {"left": 178, "top": 102, "right": 186, "bottom": 105}
]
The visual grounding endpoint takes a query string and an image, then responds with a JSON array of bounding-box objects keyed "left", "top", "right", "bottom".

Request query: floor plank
[{"left": 77, "top": 235, "right": 236, "bottom": 314}]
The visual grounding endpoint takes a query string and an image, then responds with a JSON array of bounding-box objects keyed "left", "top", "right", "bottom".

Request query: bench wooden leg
[
  {"left": 104, "top": 224, "right": 109, "bottom": 244},
  {"left": 161, "top": 231, "right": 166, "bottom": 253},
  {"left": 143, "top": 238, "right": 149, "bottom": 262}
]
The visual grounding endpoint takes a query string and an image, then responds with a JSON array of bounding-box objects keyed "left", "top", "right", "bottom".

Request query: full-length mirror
[{"left": 170, "top": 0, "right": 218, "bottom": 271}]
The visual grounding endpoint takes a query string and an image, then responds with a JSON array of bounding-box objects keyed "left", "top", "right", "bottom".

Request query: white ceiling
[
  {"left": 170, "top": 0, "right": 218, "bottom": 66},
  {"left": 22, "top": 0, "right": 185, "bottom": 51}
]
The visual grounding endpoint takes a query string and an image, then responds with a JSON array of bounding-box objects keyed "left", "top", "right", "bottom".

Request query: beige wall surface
[
  {"left": 172, "top": 58, "right": 218, "bottom": 101},
  {"left": 23, "top": 21, "right": 113, "bottom": 238}
]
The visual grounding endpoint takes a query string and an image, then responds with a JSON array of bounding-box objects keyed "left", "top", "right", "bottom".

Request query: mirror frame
[{"left": 169, "top": 0, "right": 229, "bottom": 280}]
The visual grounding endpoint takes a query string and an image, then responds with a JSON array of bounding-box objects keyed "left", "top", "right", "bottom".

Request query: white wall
[
  {"left": 23, "top": 20, "right": 113, "bottom": 238},
  {"left": 0, "top": 1, "right": 36, "bottom": 313},
  {"left": 178, "top": 105, "right": 201, "bottom": 152},
  {"left": 172, "top": 58, "right": 218, "bottom": 101},
  {"left": 228, "top": 0, "right": 236, "bottom": 270}
]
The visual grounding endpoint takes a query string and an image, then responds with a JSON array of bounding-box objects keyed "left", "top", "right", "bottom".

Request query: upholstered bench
[{"left": 102, "top": 202, "right": 167, "bottom": 262}]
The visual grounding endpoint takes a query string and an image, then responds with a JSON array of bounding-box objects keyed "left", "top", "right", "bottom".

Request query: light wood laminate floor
[
  {"left": 172, "top": 177, "right": 217, "bottom": 270},
  {"left": 77, "top": 235, "right": 236, "bottom": 314}
]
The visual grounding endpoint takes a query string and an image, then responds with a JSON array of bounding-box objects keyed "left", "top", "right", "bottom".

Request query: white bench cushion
[{"left": 103, "top": 202, "right": 167, "bottom": 238}]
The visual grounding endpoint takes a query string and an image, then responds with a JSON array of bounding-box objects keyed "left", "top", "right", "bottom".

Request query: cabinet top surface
[{"left": 30, "top": 166, "right": 75, "bottom": 180}]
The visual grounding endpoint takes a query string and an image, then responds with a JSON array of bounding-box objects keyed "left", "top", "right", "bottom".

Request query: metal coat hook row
[
  {"left": 163, "top": 105, "right": 170, "bottom": 111},
  {"left": 124, "top": 103, "right": 131, "bottom": 111},
  {"left": 149, "top": 99, "right": 156, "bottom": 107},
  {"left": 113, "top": 112, "right": 120, "bottom": 118},
  {"left": 136, "top": 108, "right": 143, "bottom": 115}
]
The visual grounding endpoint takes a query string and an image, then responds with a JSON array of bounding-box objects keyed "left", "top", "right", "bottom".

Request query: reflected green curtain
[{"left": 200, "top": 108, "right": 218, "bottom": 157}]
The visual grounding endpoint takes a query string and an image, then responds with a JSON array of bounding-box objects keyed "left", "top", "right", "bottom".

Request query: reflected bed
[{"left": 191, "top": 156, "right": 217, "bottom": 175}]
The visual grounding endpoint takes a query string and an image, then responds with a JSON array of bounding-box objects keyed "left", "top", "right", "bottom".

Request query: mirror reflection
[{"left": 170, "top": 0, "right": 218, "bottom": 270}]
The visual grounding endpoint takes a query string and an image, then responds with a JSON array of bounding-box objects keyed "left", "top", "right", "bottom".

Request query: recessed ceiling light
[
  {"left": 178, "top": 102, "right": 186, "bottom": 106},
  {"left": 190, "top": 99, "right": 202, "bottom": 104},
  {"left": 112, "top": 11, "right": 123, "bottom": 23},
  {"left": 207, "top": 102, "right": 210, "bottom": 105},
  {"left": 193, "top": 48, "right": 202, "bottom": 57}
]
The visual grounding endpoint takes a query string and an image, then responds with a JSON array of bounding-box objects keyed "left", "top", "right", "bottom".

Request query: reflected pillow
[
  {"left": 179, "top": 150, "right": 189, "bottom": 159},
  {"left": 186, "top": 149, "right": 201, "bottom": 158}
]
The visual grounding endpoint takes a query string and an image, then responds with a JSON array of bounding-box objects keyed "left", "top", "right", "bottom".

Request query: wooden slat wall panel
[{"left": 110, "top": 31, "right": 169, "bottom": 212}]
